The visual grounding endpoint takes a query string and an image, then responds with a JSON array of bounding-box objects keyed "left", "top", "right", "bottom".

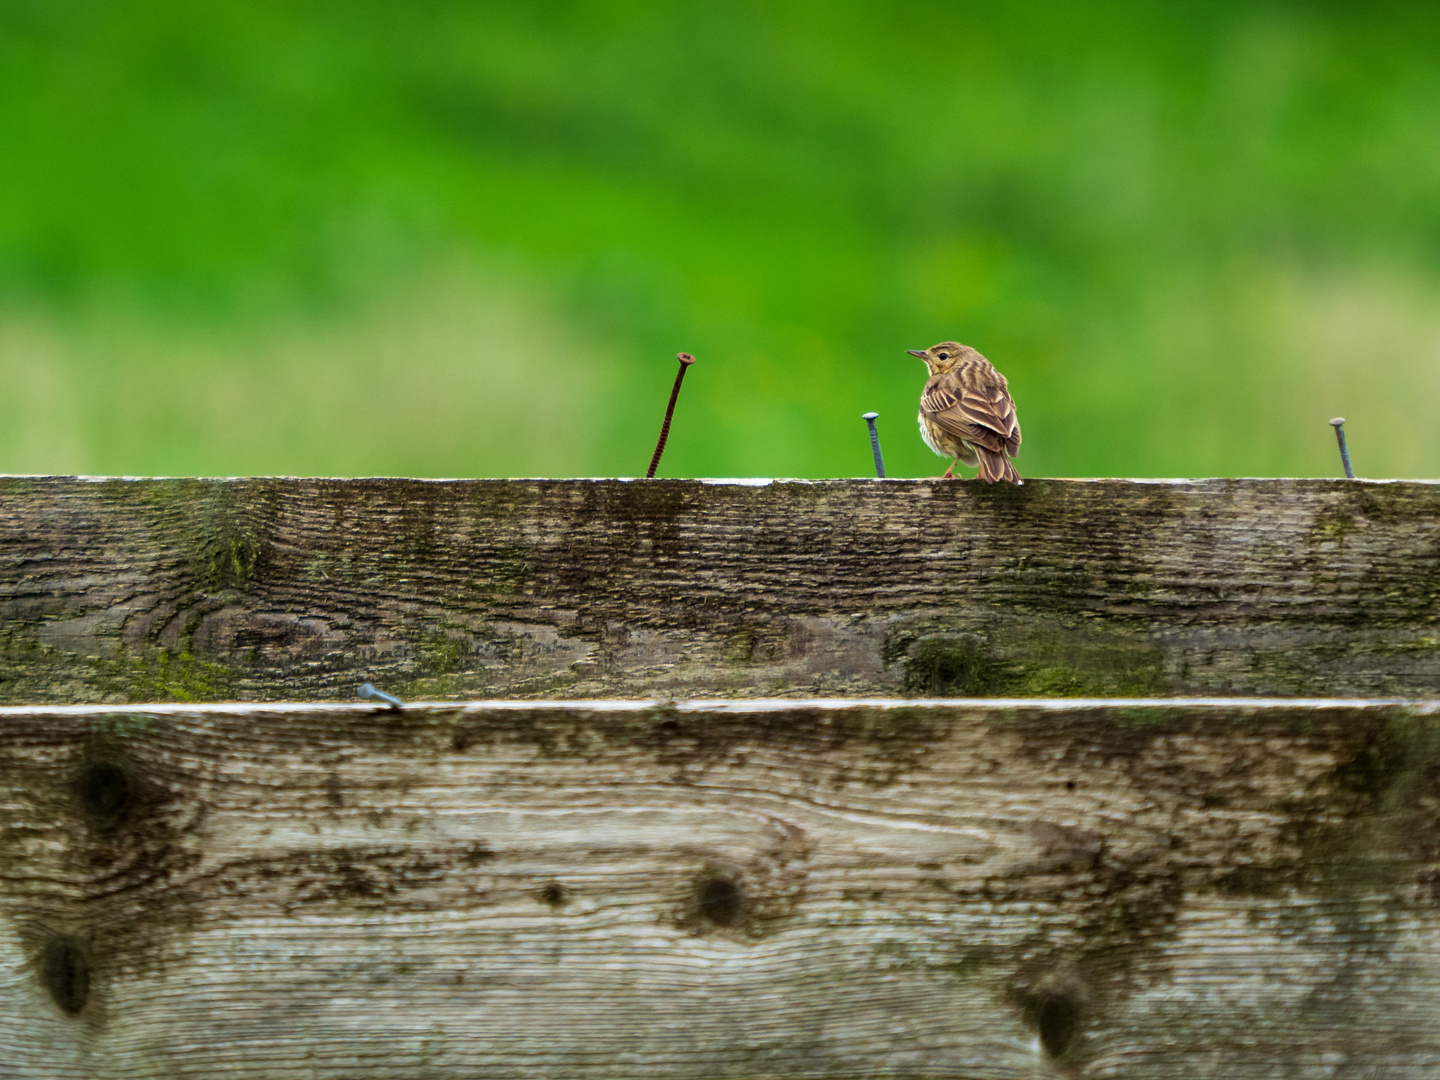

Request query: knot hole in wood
[
  {"left": 698, "top": 877, "right": 742, "bottom": 927},
  {"left": 1033, "top": 989, "right": 1080, "bottom": 1059},
  {"left": 78, "top": 762, "right": 132, "bottom": 830},
  {"left": 40, "top": 937, "right": 91, "bottom": 1015}
]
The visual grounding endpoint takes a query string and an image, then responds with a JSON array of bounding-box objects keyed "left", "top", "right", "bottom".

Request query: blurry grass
[
  {"left": 1, "top": 1, "right": 1439, "bottom": 478},
  {"left": 0, "top": 258, "right": 617, "bottom": 476}
]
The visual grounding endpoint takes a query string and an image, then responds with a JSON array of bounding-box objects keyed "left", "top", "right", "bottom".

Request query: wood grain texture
[
  {"left": 2, "top": 477, "right": 1440, "bottom": 704},
  {"left": 2, "top": 698, "right": 1439, "bottom": 1079}
]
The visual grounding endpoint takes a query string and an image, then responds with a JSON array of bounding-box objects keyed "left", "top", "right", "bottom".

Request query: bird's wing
[{"left": 921, "top": 367, "right": 1020, "bottom": 456}]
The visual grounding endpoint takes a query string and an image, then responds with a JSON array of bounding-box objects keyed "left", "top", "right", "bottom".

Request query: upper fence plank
[{"left": 1, "top": 476, "right": 1438, "bottom": 703}]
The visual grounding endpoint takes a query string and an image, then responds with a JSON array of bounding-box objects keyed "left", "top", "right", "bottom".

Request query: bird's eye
[{"left": 938, "top": 352, "right": 949, "bottom": 360}]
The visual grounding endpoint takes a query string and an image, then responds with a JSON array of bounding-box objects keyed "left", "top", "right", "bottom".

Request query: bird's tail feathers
[{"left": 976, "top": 448, "right": 1023, "bottom": 485}]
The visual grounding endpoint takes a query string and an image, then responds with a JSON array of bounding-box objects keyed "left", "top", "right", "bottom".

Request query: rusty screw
[
  {"left": 1329, "top": 418, "right": 1355, "bottom": 479},
  {"left": 646, "top": 352, "right": 696, "bottom": 479}
]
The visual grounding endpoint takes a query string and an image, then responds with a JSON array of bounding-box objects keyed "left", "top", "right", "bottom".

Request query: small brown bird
[{"left": 909, "top": 341, "right": 1022, "bottom": 484}]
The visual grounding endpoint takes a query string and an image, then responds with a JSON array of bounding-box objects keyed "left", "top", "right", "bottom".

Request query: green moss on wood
[
  {"left": 103, "top": 646, "right": 237, "bottom": 703},
  {"left": 892, "top": 629, "right": 1168, "bottom": 698}
]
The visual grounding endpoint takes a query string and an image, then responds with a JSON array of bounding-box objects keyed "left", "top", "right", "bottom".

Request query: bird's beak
[{"left": 906, "top": 349, "right": 927, "bottom": 358}]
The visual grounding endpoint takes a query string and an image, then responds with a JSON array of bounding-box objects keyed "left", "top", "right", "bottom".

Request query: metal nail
[
  {"left": 1329, "top": 418, "right": 1355, "bottom": 479},
  {"left": 862, "top": 412, "right": 885, "bottom": 478},
  {"left": 646, "top": 352, "right": 696, "bottom": 479},
  {"left": 358, "top": 682, "right": 403, "bottom": 709}
]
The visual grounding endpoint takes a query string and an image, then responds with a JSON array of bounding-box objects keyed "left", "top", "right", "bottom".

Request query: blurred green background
[{"left": 2, "top": 1, "right": 1438, "bottom": 479}]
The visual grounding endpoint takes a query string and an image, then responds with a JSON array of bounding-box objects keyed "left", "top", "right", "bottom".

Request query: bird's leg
[{"left": 941, "top": 459, "right": 957, "bottom": 479}]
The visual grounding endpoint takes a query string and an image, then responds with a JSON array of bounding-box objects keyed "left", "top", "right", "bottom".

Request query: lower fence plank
[{"left": 2, "top": 698, "right": 1439, "bottom": 1078}]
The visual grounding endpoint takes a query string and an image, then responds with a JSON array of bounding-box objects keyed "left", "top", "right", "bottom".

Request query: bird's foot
[{"left": 940, "top": 462, "right": 956, "bottom": 479}]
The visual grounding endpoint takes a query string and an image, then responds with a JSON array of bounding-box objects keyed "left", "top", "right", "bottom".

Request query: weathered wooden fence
[
  {"left": 5, "top": 698, "right": 1440, "bottom": 1078},
  {"left": 3, "top": 477, "right": 1440, "bottom": 1079},
  {"left": 2, "top": 477, "right": 1439, "bottom": 702}
]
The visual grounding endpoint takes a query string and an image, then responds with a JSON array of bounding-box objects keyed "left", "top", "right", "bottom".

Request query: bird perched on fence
[{"left": 908, "top": 341, "right": 1022, "bottom": 484}]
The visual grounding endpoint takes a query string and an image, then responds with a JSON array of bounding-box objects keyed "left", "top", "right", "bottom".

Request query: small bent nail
[
  {"left": 358, "top": 682, "right": 403, "bottom": 709},
  {"left": 862, "top": 412, "right": 885, "bottom": 478},
  {"left": 1329, "top": 417, "right": 1355, "bottom": 479}
]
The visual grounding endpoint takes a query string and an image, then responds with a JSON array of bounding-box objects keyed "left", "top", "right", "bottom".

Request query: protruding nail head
[
  {"left": 862, "top": 412, "right": 885, "bottom": 478},
  {"left": 1330, "top": 418, "right": 1355, "bottom": 479},
  {"left": 358, "top": 682, "right": 404, "bottom": 709},
  {"left": 646, "top": 352, "right": 696, "bottom": 478}
]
